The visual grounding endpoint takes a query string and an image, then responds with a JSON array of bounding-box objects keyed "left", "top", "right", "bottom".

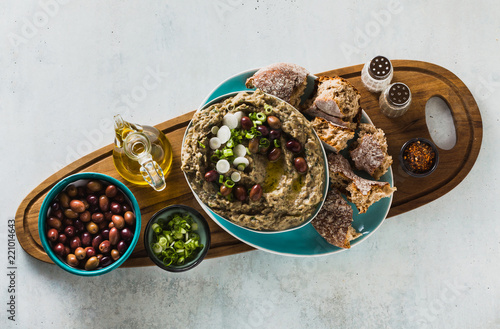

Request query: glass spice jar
[
  {"left": 399, "top": 138, "right": 439, "bottom": 177},
  {"left": 361, "top": 56, "right": 393, "bottom": 93},
  {"left": 379, "top": 82, "right": 412, "bottom": 118}
]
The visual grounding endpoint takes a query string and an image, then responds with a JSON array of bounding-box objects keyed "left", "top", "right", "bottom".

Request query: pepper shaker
[
  {"left": 379, "top": 82, "right": 412, "bottom": 118},
  {"left": 361, "top": 56, "right": 393, "bottom": 93}
]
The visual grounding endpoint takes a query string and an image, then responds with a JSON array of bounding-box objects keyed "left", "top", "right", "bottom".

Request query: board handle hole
[{"left": 425, "top": 96, "right": 457, "bottom": 150}]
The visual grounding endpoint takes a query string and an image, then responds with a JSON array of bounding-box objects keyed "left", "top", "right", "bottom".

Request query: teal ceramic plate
[{"left": 192, "top": 69, "right": 393, "bottom": 256}]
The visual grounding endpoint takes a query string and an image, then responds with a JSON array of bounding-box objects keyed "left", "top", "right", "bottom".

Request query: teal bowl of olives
[
  {"left": 38, "top": 172, "right": 141, "bottom": 276},
  {"left": 144, "top": 205, "right": 211, "bottom": 272}
]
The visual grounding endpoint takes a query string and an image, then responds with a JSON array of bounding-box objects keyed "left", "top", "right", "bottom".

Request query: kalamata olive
[
  {"left": 258, "top": 144, "right": 270, "bottom": 155},
  {"left": 66, "top": 185, "right": 77, "bottom": 197},
  {"left": 99, "top": 240, "right": 111, "bottom": 253},
  {"left": 109, "top": 227, "right": 119, "bottom": 245},
  {"left": 58, "top": 234, "right": 67, "bottom": 244},
  {"left": 112, "top": 215, "right": 125, "bottom": 229},
  {"left": 53, "top": 243, "right": 66, "bottom": 256},
  {"left": 220, "top": 185, "right": 232, "bottom": 197},
  {"left": 84, "top": 256, "right": 99, "bottom": 270},
  {"left": 100, "top": 256, "right": 112, "bottom": 267},
  {"left": 77, "top": 186, "right": 86, "bottom": 198},
  {"left": 108, "top": 222, "right": 115, "bottom": 228},
  {"left": 101, "top": 229, "right": 110, "bottom": 241},
  {"left": 267, "top": 116, "right": 282, "bottom": 130},
  {"left": 268, "top": 147, "right": 282, "bottom": 162},
  {"left": 120, "top": 228, "right": 133, "bottom": 242},
  {"left": 47, "top": 217, "right": 62, "bottom": 230},
  {"left": 104, "top": 211, "right": 113, "bottom": 221},
  {"left": 99, "top": 195, "right": 109, "bottom": 212},
  {"left": 124, "top": 211, "right": 135, "bottom": 226},
  {"left": 70, "top": 237, "right": 81, "bottom": 250},
  {"left": 47, "top": 228, "right": 58, "bottom": 242},
  {"left": 82, "top": 199, "right": 89, "bottom": 210},
  {"left": 64, "top": 246, "right": 71, "bottom": 256},
  {"left": 86, "top": 222, "right": 99, "bottom": 235},
  {"left": 52, "top": 209, "right": 63, "bottom": 220},
  {"left": 64, "top": 226, "right": 75, "bottom": 238},
  {"left": 98, "top": 221, "right": 108, "bottom": 230},
  {"left": 269, "top": 129, "right": 281, "bottom": 140},
  {"left": 111, "top": 249, "right": 120, "bottom": 261},
  {"left": 113, "top": 192, "right": 125, "bottom": 203},
  {"left": 59, "top": 192, "right": 70, "bottom": 208},
  {"left": 122, "top": 204, "right": 131, "bottom": 213},
  {"left": 64, "top": 208, "right": 79, "bottom": 219},
  {"left": 74, "top": 219, "right": 84, "bottom": 233},
  {"left": 85, "top": 247, "right": 96, "bottom": 258},
  {"left": 74, "top": 247, "right": 86, "bottom": 260},
  {"left": 96, "top": 253, "right": 103, "bottom": 261},
  {"left": 62, "top": 218, "right": 73, "bottom": 227},
  {"left": 286, "top": 139, "right": 302, "bottom": 153},
  {"left": 89, "top": 205, "right": 100, "bottom": 213},
  {"left": 110, "top": 202, "right": 122, "bottom": 214},
  {"left": 105, "top": 185, "right": 118, "bottom": 198},
  {"left": 91, "top": 212, "right": 104, "bottom": 224},
  {"left": 92, "top": 235, "right": 103, "bottom": 250},
  {"left": 86, "top": 194, "right": 98, "bottom": 206},
  {"left": 117, "top": 241, "right": 128, "bottom": 255},
  {"left": 81, "top": 232, "right": 92, "bottom": 246},
  {"left": 204, "top": 170, "right": 219, "bottom": 182},
  {"left": 241, "top": 116, "right": 253, "bottom": 130},
  {"left": 248, "top": 138, "right": 260, "bottom": 154},
  {"left": 256, "top": 125, "right": 269, "bottom": 137},
  {"left": 249, "top": 184, "right": 263, "bottom": 201},
  {"left": 66, "top": 254, "right": 79, "bottom": 267},
  {"left": 51, "top": 201, "right": 60, "bottom": 211},
  {"left": 79, "top": 210, "right": 91, "bottom": 222},
  {"left": 294, "top": 157, "right": 308, "bottom": 173},
  {"left": 86, "top": 180, "right": 103, "bottom": 192},
  {"left": 233, "top": 185, "right": 247, "bottom": 201}
]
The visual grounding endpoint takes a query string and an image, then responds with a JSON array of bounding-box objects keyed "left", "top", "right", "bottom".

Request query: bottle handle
[{"left": 138, "top": 155, "right": 166, "bottom": 192}]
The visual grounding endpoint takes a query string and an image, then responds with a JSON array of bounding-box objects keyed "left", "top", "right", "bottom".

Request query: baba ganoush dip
[{"left": 181, "top": 90, "right": 326, "bottom": 231}]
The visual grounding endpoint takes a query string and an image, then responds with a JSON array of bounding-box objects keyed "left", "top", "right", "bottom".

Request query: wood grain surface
[{"left": 15, "top": 60, "right": 482, "bottom": 266}]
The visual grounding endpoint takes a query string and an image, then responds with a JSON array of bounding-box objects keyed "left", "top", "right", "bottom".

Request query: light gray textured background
[{"left": 1, "top": 1, "right": 499, "bottom": 328}]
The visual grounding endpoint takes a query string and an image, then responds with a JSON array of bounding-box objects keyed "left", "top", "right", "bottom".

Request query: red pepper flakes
[{"left": 403, "top": 141, "right": 436, "bottom": 173}]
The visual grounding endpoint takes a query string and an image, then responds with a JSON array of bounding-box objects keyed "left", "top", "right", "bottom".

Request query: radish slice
[
  {"left": 231, "top": 172, "right": 241, "bottom": 183},
  {"left": 233, "top": 157, "right": 249, "bottom": 169},
  {"left": 223, "top": 114, "right": 238, "bottom": 129},
  {"left": 217, "top": 125, "right": 231, "bottom": 144},
  {"left": 233, "top": 111, "right": 245, "bottom": 126},
  {"left": 209, "top": 137, "right": 222, "bottom": 150},
  {"left": 234, "top": 144, "right": 247, "bottom": 157},
  {"left": 211, "top": 126, "right": 219, "bottom": 135},
  {"left": 216, "top": 159, "right": 230, "bottom": 174}
]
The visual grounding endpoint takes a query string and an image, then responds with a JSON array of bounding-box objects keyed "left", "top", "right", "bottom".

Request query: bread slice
[
  {"left": 311, "top": 117, "right": 355, "bottom": 153},
  {"left": 245, "top": 63, "right": 309, "bottom": 107},
  {"left": 328, "top": 153, "right": 396, "bottom": 214},
  {"left": 312, "top": 188, "right": 360, "bottom": 249},
  {"left": 303, "top": 76, "right": 362, "bottom": 129},
  {"left": 350, "top": 123, "right": 393, "bottom": 180}
]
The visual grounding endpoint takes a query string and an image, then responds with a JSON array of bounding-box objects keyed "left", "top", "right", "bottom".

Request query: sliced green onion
[
  {"left": 260, "top": 138, "right": 270, "bottom": 147},
  {"left": 237, "top": 163, "right": 246, "bottom": 171},
  {"left": 264, "top": 104, "right": 273, "bottom": 114},
  {"left": 223, "top": 148, "right": 233, "bottom": 157},
  {"left": 274, "top": 139, "right": 281, "bottom": 148},
  {"left": 152, "top": 243, "right": 162, "bottom": 254},
  {"left": 198, "top": 141, "right": 206, "bottom": 148},
  {"left": 211, "top": 154, "right": 219, "bottom": 163},
  {"left": 224, "top": 179, "right": 235, "bottom": 188},
  {"left": 256, "top": 112, "right": 266, "bottom": 121},
  {"left": 254, "top": 120, "right": 262, "bottom": 126},
  {"left": 219, "top": 175, "right": 224, "bottom": 184}
]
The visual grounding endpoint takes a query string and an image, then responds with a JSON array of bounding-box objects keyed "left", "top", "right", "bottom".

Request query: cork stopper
[
  {"left": 368, "top": 56, "right": 392, "bottom": 80},
  {"left": 387, "top": 83, "right": 411, "bottom": 106}
]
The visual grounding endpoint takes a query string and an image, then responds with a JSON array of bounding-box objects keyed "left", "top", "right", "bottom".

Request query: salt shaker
[
  {"left": 361, "top": 56, "right": 393, "bottom": 93},
  {"left": 379, "top": 82, "right": 412, "bottom": 118}
]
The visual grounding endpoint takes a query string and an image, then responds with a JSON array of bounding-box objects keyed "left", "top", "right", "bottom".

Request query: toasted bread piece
[
  {"left": 311, "top": 117, "right": 355, "bottom": 153},
  {"left": 350, "top": 123, "right": 393, "bottom": 180},
  {"left": 303, "top": 76, "right": 362, "bottom": 129},
  {"left": 327, "top": 153, "right": 396, "bottom": 214},
  {"left": 312, "top": 188, "right": 360, "bottom": 249},
  {"left": 245, "top": 63, "right": 309, "bottom": 107}
]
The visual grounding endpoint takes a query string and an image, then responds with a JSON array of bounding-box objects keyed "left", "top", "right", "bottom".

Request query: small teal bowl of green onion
[{"left": 144, "top": 205, "right": 211, "bottom": 272}]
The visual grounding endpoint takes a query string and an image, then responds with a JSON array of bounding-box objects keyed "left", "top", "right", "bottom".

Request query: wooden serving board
[{"left": 15, "top": 60, "right": 482, "bottom": 266}]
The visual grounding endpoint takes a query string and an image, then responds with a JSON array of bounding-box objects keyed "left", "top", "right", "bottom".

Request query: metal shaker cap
[
  {"left": 387, "top": 83, "right": 411, "bottom": 106},
  {"left": 369, "top": 56, "right": 392, "bottom": 80}
]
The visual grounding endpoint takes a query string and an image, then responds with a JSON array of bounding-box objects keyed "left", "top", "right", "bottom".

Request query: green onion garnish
[
  {"left": 256, "top": 112, "right": 266, "bottom": 121},
  {"left": 260, "top": 138, "right": 270, "bottom": 147},
  {"left": 274, "top": 139, "right": 281, "bottom": 148},
  {"left": 224, "top": 179, "right": 235, "bottom": 188},
  {"left": 264, "top": 104, "right": 273, "bottom": 114},
  {"left": 198, "top": 141, "right": 206, "bottom": 148}
]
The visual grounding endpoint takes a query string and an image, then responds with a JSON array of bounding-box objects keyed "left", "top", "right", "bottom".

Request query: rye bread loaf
[{"left": 245, "top": 63, "right": 309, "bottom": 108}]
